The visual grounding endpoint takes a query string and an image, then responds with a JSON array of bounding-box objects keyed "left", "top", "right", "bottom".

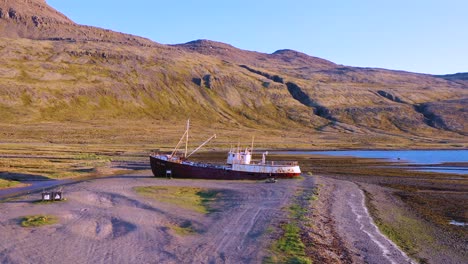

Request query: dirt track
[{"left": 0, "top": 171, "right": 414, "bottom": 264}]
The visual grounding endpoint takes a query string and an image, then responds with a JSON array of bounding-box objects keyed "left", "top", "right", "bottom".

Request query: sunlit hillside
[{"left": 0, "top": 0, "right": 466, "bottom": 149}]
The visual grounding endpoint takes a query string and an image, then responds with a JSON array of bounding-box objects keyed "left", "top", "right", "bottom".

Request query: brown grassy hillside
[{"left": 0, "top": 0, "right": 466, "bottom": 148}]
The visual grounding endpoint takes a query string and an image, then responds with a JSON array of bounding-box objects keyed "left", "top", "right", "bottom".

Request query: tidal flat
[
  {"left": 0, "top": 145, "right": 467, "bottom": 263},
  {"left": 191, "top": 150, "right": 468, "bottom": 263}
]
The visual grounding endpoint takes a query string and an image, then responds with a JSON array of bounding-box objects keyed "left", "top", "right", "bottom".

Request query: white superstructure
[{"left": 226, "top": 147, "right": 301, "bottom": 174}]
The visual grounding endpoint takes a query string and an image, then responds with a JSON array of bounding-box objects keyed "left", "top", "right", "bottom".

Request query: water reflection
[{"left": 273, "top": 150, "right": 468, "bottom": 175}]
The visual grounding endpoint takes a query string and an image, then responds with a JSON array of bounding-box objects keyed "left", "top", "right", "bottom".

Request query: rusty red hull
[{"left": 150, "top": 156, "right": 300, "bottom": 180}]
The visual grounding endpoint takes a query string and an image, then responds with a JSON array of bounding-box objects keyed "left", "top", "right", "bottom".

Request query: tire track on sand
[
  {"left": 189, "top": 183, "right": 296, "bottom": 264},
  {"left": 348, "top": 190, "right": 414, "bottom": 264},
  {"left": 328, "top": 177, "right": 415, "bottom": 264}
]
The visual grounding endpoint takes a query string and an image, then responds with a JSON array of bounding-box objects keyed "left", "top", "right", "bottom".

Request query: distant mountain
[
  {"left": 435, "top": 72, "right": 468, "bottom": 86},
  {"left": 0, "top": 0, "right": 466, "bottom": 146},
  {"left": 0, "top": 0, "right": 156, "bottom": 46}
]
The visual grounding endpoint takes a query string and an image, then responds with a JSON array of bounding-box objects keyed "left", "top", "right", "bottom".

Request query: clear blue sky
[{"left": 47, "top": 0, "right": 467, "bottom": 75}]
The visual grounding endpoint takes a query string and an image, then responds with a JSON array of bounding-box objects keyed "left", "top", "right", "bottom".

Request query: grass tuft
[
  {"left": 277, "top": 224, "right": 308, "bottom": 259},
  {"left": 134, "top": 186, "right": 222, "bottom": 214},
  {"left": 0, "top": 179, "right": 21, "bottom": 189},
  {"left": 363, "top": 189, "right": 420, "bottom": 259},
  {"left": 168, "top": 220, "right": 197, "bottom": 236},
  {"left": 266, "top": 187, "right": 313, "bottom": 264},
  {"left": 20, "top": 215, "right": 58, "bottom": 227}
]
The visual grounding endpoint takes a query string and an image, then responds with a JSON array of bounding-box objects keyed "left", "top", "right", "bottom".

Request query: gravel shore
[{"left": 1, "top": 171, "right": 300, "bottom": 263}]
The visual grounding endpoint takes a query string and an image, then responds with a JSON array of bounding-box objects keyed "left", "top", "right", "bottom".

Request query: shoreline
[{"left": 1, "top": 150, "right": 467, "bottom": 263}]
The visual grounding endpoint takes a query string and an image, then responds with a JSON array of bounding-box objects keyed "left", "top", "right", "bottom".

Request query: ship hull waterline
[{"left": 150, "top": 156, "right": 300, "bottom": 180}]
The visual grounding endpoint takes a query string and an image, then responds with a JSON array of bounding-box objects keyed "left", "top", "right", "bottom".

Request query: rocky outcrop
[
  {"left": 414, "top": 104, "right": 449, "bottom": 130},
  {"left": 413, "top": 99, "right": 467, "bottom": 134},
  {"left": 66, "top": 50, "right": 145, "bottom": 61},
  {"left": 239, "top": 64, "right": 333, "bottom": 120},
  {"left": 191, "top": 74, "right": 216, "bottom": 89},
  {"left": 192, "top": 78, "right": 202, "bottom": 87},
  {"left": 285, "top": 82, "right": 333, "bottom": 120},
  {"left": 203, "top": 74, "right": 212, "bottom": 89},
  {"left": 377, "top": 90, "right": 405, "bottom": 103},
  {"left": 239, "top": 65, "right": 283, "bottom": 84},
  {"left": 8, "top": 8, "right": 17, "bottom": 19}
]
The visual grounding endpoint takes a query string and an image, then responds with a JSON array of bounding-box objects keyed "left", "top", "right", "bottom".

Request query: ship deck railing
[{"left": 252, "top": 160, "right": 299, "bottom": 166}]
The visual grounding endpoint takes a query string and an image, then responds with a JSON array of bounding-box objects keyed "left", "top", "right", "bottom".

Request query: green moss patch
[
  {"left": 265, "top": 222, "right": 311, "bottom": 264},
  {"left": 266, "top": 187, "right": 313, "bottom": 264},
  {"left": 363, "top": 189, "right": 425, "bottom": 261},
  {"left": 0, "top": 179, "right": 21, "bottom": 189},
  {"left": 134, "top": 186, "right": 222, "bottom": 214},
  {"left": 168, "top": 220, "right": 197, "bottom": 236},
  {"left": 277, "top": 223, "right": 310, "bottom": 263},
  {"left": 20, "top": 215, "right": 58, "bottom": 227}
]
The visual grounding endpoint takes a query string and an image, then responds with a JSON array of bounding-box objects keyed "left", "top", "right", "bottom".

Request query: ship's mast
[
  {"left": 171, "top": 119, "right": 216, "bottom": 159},
  {"left": 185, "top": 119, "right": 189, "bottom": 158},
  {"left": 170, "top": 119, "right": 189, "bottom": 158}
]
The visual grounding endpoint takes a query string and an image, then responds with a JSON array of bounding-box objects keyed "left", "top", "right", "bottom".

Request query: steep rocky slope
[
  {"left": 0, "top": 0, "right": 466, "bottom": 146},
  {"left": 175, "top": 40, "right": 467, "bottom": 136}
]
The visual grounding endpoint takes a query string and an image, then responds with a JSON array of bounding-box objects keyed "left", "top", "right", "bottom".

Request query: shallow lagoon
[{"left": 277, "top": 150, "right": 468, "bottom": 175}]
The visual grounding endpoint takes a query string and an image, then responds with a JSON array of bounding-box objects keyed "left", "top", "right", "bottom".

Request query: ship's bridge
[{"left": 227, "top": 148, "right": 252, "bottom": 165}]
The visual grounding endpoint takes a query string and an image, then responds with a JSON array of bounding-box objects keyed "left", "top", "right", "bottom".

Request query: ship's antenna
[
  {"left": 185, "top": 119, "right": 190, "bottom": 158},
  {"left": 251, "top": 136, "right": 254, "bottom": 154}
]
